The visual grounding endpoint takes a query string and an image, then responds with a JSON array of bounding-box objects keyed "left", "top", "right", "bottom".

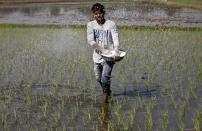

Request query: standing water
[{"left": 0, "top": 1, "right": 202, "bottom": 130}]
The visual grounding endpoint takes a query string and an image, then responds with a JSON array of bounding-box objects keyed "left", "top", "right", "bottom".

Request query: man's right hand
[
  {"left": 92, "top": 43, "right": 108, "bottom": 54},
  {"left": 102, "top": 49, "right": 110, "bottom": 55}
]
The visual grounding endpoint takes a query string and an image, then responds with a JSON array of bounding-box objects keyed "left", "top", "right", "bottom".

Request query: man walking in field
[{"left": 87, "top": 3, "right": 120, "bottom": 103}]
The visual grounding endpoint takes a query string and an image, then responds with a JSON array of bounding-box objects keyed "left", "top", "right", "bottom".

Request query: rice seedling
[
  {"left": 114, "top": 104, "right": 122, "bottom": 126},
  {"left": 193, "top": 105, "right": 202, "bottom": 131},
  {"left": 1, "top": 112, "right": 9, "bottom": 130},
  {"left": 13, "top": 108, "right": 17, "bottom": 121},
  {"left": 52, "top": 111, "right": 62, "bottom": 128},
  {"left": 42, "top": 98, "right": 49, "bottom": 119},
  {"left": 188, "top": 77, "right": 197, "bottom": 99},
  {"left": 177, "top": 102, "right": 186, "bottom": 131},
  {"left": 89, "top": 81, "right": 96, "bottom": 103},
  {"left": 129, "top": 107, "right": 136, "bottom": 129},
  {"left": 169, "top": 94, "right": 177, "bottom": 110},
  {"left": 160, "top": 108, "right": 169, "bottom": 131},
  {"left": 146, "top": 107, "right": 153, "bottom": 131},
  {"left": 0, "top": 23, "right": 201, "bottom": 130},
  {"left": 193, "top": 114, "right": 201, "bottom": 131}
]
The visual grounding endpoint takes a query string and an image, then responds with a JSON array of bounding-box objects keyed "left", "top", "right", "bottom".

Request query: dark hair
[{"left": 91, "top": 3, "right": 105, "bottom": 13}]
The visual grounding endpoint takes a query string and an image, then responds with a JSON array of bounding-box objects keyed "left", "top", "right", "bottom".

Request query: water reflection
[
  {"left": 50, "top": 7, "right": 60, "bottom": 16},
  {"left": 107, "top": 2, "right": 179, "bottom": 20},
  {"left": 0, "top": 1, "right": 201, "bottom": 27},
  {"left": 97, "top": 104, "right": 112, "bottom": 131},
  {"left": 19, "top": 7, "right": 42, "bottom": 16},
  {"left": 164, "top": 6, "right": 179, "bottom": 17},
  {"left": 0, "top": 6, "right": 43, "bottom": 16}
]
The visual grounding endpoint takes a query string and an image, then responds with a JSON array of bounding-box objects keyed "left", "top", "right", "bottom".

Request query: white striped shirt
[{"left": 87, "top": 20, "right": 119, "bottom": 63}]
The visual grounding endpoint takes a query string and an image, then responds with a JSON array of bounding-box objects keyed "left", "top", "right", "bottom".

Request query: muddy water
[
  {"left": 0, "top": 1, "right": 202, "bottom": 27},
  {"left": 0, "top": 1, "right": 202, "bottom": 131},
  {"left": 0, "top": 25, "right": 202, "bottom": 130}
]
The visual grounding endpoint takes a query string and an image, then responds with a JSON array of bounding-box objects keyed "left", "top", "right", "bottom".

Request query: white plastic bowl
[{"left": 101, "top": 49, "right": 126, "bottom": 62}]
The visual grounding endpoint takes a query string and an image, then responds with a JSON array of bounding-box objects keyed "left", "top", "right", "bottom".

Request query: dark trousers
[{"left": 94, "top": 61, "right": 114, "bottom": 94}]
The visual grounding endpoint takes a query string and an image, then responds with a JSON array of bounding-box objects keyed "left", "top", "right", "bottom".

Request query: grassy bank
[
  {"left": 1, "top": 23, "right": 202, "bottom": 31},
  {"left": 165, "top": 0, "right": 202, "bottom": 9}
]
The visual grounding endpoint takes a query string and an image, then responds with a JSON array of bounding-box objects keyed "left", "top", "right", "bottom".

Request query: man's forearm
[
  {"left": 114, "top": 46, "right": 119, "bottom": 52},
  {"left": 91, "top": 43, "right": 105, "bottom": 52}
]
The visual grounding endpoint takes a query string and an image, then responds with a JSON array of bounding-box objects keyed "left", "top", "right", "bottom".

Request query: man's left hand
[{"left": 113, "top": 50, "right": 120, "bottom": 60}]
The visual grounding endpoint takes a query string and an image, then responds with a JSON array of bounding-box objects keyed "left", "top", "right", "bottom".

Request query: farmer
[{"left": 87, "top": 3, "right": 120, "bottom": 103}]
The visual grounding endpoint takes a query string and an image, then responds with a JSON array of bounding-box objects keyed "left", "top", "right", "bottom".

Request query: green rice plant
[
  {"left": 146, "top": 97, "right": 157, "bottom": 131},
  {"left": 71, "top": 104, "right": 78, "bottom": 121},
  {"left": 177, "top": 103, "right": 186, "bottom": 131},
  {"left": 188, "top": 77, "right": 197, "bottom": 99},
  {"left": 83, "top": 108, "right": 91, "bottom": 123},
  {"left": 98, "top": 104, "right": 113, "bottom": 129},
  {"left": 137, "top": 125, "right": 142, "bottom": 131},
  {"left": 137, "top": 96, "right": 143, "bottom": 109},
  {"left": 122, "top": 122, "right": 129, "bottom": 131},
  {"left": 81, "top": 79, "right": 87, "bottom": 94},
  {"left": 1, "top": 113, "right": 9, "bottom": 130},
  {"left": 24, "top": 84, "right": 32, "bottom": 116},
  {"left": 88, "top": 111, "right": 91, "bottom": 121},
  {"left": 52, "top": 111, "right": 62, "bottom": 128},
  {"left": 66, "top": 62, "right": 77, "bottom": 87},
  {"left": 24, "top": 123, "right": 33, "bottom": 131},
  {"left": 114, "top": 104, "right": 122, "bottom": 126},
  {"left": 3, "top": 90, "right": 12, "bottom": 106},
  {"left": 42, "top": 99, "right": 49, "bottom": 119},
  {"left": 52, "top": 67, "right": 63, "bottom": 96},
  {"left": 62, "top": 126, "right": 66, "bottom": 131},
  {"left": 60, "top": 97, "right": 66, "bottom": 113},
  {"left": 108, "top": 121, "right": 115, "bottom": 131},
  {"left": 89, "top": 81, "right": 96, "bottom": 103},
  {"left": 113, "top": 101, "right": 129, "bottom": 130},
  {"left": 147, "top": 107, "right": 153, "bottom": 131},
  {"left": 193, "top": 106, "right": 202, "bottom": 131},
  {"left": 169, "top": 94, "right": 177, "bottom": 110},
  {"left": 13, "top": 107, "right": 18, "bottom": 121},
  {"left": 30, "top": 127, "right": 37, "bottom": 131},
  {"left": 129, "top": 107, "right": 136, "bottom": 129},
  {"left": 193, "top": 114, "right": 201, "bottom": 131},
  {"left": 146, "top": 103, "right": 153, "bottom": 131},
  {"left": 175, "top": 64, "right": 184, "bottom": 98},
  {"left": 160, "top": 109, "right": 169, "bottom": 131}
]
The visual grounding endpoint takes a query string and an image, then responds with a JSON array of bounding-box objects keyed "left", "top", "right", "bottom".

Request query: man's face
[{"left": 93, "top": 10, "right": 105, "bottom": 22}]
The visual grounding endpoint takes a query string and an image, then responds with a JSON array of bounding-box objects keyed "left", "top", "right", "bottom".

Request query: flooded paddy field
[
  {"left": 0, "top": 25, "right": 201, "bottom": 130},
  {"left": 0, "top": 1, "right": 202, "bottom": 131}
]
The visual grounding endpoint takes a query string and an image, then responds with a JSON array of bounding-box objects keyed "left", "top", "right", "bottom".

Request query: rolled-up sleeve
[
  {"left": 87, "top": 23, "right": 96, "bottom": 46},
  {"left": 111, "top": 22, "right": 119, "bottom": 50}
]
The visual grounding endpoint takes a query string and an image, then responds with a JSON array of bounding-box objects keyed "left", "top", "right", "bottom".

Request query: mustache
[{"left": 96, "top": 16, "right": 103, "bottom": 18}]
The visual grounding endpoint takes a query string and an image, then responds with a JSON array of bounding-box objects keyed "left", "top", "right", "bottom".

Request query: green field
[
  {"left": 0, "top": 25, "right": 201, "bottom": 130},
  {"left": 167, "top": 0, "right": 202, "bottom": 9}
]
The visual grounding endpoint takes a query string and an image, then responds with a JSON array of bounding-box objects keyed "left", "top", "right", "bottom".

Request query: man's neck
[{"left": 97, "top": 19, "right": 106, "bottom": 25}]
